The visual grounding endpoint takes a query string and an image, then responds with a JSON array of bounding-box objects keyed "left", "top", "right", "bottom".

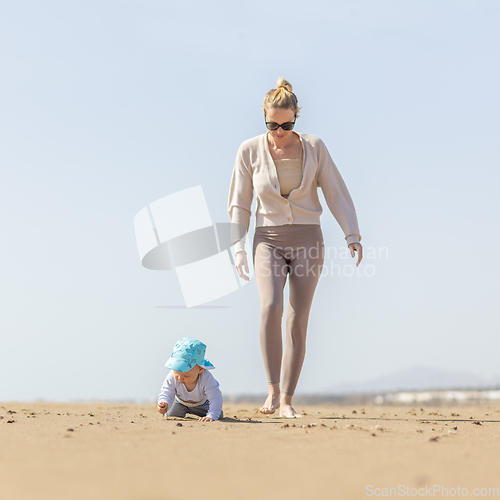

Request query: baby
[{"left": 157, "top": 337, "right": 223, "bottom": 422}]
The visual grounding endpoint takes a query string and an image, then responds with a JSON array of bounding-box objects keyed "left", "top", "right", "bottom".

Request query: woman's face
[{"left": 265, "top": 107, "right": 296, "bottom": 141}]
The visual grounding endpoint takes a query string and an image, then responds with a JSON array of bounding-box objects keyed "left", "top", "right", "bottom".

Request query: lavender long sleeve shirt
[{"left": 158, "top": 369, "right": 223, "bottom": 421}]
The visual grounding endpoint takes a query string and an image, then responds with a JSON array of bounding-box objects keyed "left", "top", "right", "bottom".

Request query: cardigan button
[{"left": 288, "top": 217, "right": 293, "bottom": 222}]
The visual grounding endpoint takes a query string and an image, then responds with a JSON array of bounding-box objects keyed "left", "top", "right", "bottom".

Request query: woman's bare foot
[
  {"left": 259, "top": 384, "right": 280, "bottom": 414},
  {"left": 279, "top": 394, "right": 302, "bottom": 418}
]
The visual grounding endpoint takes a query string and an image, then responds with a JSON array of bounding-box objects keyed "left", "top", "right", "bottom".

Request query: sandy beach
[{"left": 1, "top": 402, "right": 499, "bottom": 500}]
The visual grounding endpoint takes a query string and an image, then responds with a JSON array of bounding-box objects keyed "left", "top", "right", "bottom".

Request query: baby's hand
[
  {"left": 198, "top": 416, "right": 214, "bottom": 422},
  {"left": 157, "top": 402, "right": 168, "bottom": 415}
]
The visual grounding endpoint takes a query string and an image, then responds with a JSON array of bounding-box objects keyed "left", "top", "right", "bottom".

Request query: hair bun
[
  {"left": 276, "top": 76, "right": 293, "bottom": 93},
  {"left": 262, "top": 77, "right": 302, "bottom": 118}
]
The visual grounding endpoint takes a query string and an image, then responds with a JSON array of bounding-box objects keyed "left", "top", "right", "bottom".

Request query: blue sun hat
[{"left": 165, "top": 337, "right": 215, "bottom": 372}]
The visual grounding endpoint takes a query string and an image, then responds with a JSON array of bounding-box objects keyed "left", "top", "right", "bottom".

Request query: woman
[{"left": 228, "top": 77, "right": 363, "bottom": 418}]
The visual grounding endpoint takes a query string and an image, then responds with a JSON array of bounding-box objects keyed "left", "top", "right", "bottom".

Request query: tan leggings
[{"left": 252, "top": 224, "right": 324, "bottom": 396}]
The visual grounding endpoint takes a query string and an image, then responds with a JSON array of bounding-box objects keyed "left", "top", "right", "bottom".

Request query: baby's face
[{"left": 173, "top": 365, "right": 203, "bottom": 385}]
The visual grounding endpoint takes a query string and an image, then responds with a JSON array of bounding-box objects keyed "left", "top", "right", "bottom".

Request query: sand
[{"left": 1, "top": 402, "right": 499, "bottom": 500}]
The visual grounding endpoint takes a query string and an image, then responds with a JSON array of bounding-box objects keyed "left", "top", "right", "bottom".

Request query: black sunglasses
[{"left": 265, "top": 118, "right": 296, "bottom": 131}]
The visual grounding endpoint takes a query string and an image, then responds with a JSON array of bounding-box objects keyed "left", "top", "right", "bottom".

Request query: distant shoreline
[{"left": 4, "top": 388, "right": 500, "bottom": 407}]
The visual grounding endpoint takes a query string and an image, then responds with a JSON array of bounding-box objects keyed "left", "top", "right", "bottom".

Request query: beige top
[
  {"left": 228, "top": 131, "right": 361, "bottom": 254},
  {"left": 274, "top": 150, "right": 303, "bottom": 198}
]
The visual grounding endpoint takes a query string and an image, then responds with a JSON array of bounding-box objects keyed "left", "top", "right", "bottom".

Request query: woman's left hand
[{"left": 348, "top": 242, "right": 363, "bottom": 267}]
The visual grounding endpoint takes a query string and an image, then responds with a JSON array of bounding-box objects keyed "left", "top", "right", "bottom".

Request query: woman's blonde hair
[{"left": 262, "top": 77, "right": 302, "bottom": 118}]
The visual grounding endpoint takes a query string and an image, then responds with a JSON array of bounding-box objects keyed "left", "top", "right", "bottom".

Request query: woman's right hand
[{"left": 235, "top": 251, "right": 250, "bottom": 281}]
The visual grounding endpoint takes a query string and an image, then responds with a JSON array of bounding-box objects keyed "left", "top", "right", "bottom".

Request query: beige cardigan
[{"left": 228, "top": 131, "right": 362, "bottom": 254}]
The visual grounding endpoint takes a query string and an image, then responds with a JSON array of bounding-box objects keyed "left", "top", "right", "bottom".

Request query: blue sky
[{"left": 1, "top": 0, "right": 499, "bottom": 402}]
